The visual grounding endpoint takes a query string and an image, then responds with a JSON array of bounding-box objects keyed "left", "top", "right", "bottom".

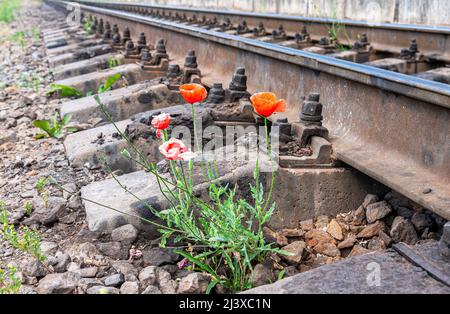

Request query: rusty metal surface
[
  {"left": 75, "top": 0, "right": 450, "bottom": 62},
  {"left": 47, "top": 1, "right": 450, "bottom": 220}
]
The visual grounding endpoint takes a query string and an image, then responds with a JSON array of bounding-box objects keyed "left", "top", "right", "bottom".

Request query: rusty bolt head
[
  {"left": 137, "top": 32, "right": 146, "bottom": 45},
  {"left": 184, "top": 50, "right": 198, "bottom": 69},
  {"left": 141, "top": 48, "right": 152, "bottom": 62},
  {"left": 156, "top": 39, "right": 167, "bottom": 54},
  {"left": 300, "top": 93, "right": 323, "bottom": 123},
  {"left": 167, "top": 64, "right": 182, "bottom": 78},
  {"left": 125, "top": 40, "right": 135, "bottom": 51},
  {"left": 208, "top": 83, "right": 226, "bottom": 104},
  {"left": 229, "top": 67, "right": 247, "bottom": 92}
]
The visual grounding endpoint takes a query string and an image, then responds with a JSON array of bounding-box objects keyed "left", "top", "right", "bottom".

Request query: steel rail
[
  {"left": 47, "top": 1, "right": 450, "bottom": 220},
  {"left": 75, "top": 0, "right": 450, "bottom": 63}
]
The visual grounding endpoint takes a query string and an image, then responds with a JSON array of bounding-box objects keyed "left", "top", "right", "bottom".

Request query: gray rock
[
  {"left": 9, "top": 208, "right": 26, "bottom": 224},
  {"left": 104, "top": 273, "right": 124, "bottom": 287},
  {"left": 396, "top": 206, "right": 414, "bottom": 219},
  {"left": 21, "top": 258, "right": 47, "bottom": 278},
  {"left": 366, "top": 201, "right": 392, "bottom": 224},
  {"left": 0, "top": 130, "right": 16, "bottom": 145},
  {"left": 62, "top": 183, "right": 78, "bottom": 199},
  {"left": 251, "top": 263, "right": 275, "bottom": 288},
  {"left": 36, "top": 272, "right": 79, "bottom": 294},
  {"left": 120, "top": 281, "right": 140, "bottom": 294},
  {"left": 97, "top": 241, "right": 128, "bottom": 260},
  {"left": 30, "top": 196, "right": 67, "bottom": 226},
  {"left": 362, "top": 194, "right": 379, "bottom": 209},
  {"left": 86, "top": 285, "right": 120, "bottom": 294},
  {"left": 111, "top": 224, "right": 138, "bottom": 244},
  {"left": 138, "top": 266, "right": 158, "bottom": 287},
  {"left": 77, "top": 278, "right": 103, "bottom": 291},
  {"left": 411, "top": 212, "right": 435, "bottom": 233},
  {"left": 141, "top": 285, "right": 162, "bottom": 294},
  {"left": 156, "top": 269, "right": 177, "bottom": 294},
  {"left": 178, "top": 272, "right": 211, "bottom": 294},
  {"left": 384, "top": 191, "right": 410, "bottom": 209},
  {"left": 390, "top": 216, "right": 419, "bottom": 245},
  {"left": 40, "top": 241, "right": 58, "bottom": 255},
  {"left": 59, "top": 212, "right": 77, "bottom": 224},
  {"left": 67, "top": 195, "right": 82, "bottom": 210},
  {"left": 112, "top": 260, "right": 138, "bottom": 277},
  {"left": 53, "top": 252, "right": 71, "bottom": 273},
  {"left": 66, "top": 242, "right": 100, "bottom": 261},
  {"left": 142, "top": 247, "right": 179, "bottom": 266},
  {"left": 77, "top": 267, "right": 98, "bottom": 278}
]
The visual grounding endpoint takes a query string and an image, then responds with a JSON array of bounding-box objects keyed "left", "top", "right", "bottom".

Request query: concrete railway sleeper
[{"left": 0, "top": 1, "right": 448, "bottom": 295}]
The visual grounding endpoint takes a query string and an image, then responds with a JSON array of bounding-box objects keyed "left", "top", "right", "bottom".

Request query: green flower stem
[{"left": 263, "top": 117, "right": 275, "bottom": 212}]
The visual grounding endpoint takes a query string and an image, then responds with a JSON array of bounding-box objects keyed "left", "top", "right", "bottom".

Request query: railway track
[{"left": 47, "top": 0, "right": 450, "bottom": 220}]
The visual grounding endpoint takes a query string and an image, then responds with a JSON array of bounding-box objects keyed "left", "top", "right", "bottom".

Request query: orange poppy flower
[
  {"left": 250, "top": 92, "right": 286, "bottom": 118},
  {"left": 179, "top": 83, "right": 208, "bottom": 104}
]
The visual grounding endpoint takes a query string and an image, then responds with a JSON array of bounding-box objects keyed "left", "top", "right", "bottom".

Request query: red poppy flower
[
  {"left": 159, "top": 138, "right": 196, "bottom": 161},
  {"left": 151, "top": 113, "right": 171, "bottom": 130},
  {"left": 179, "top": 83, "right": 207, "bottom": 104},
  {"left": 250, "top": 92, "right": 286, "bottom": 118}
]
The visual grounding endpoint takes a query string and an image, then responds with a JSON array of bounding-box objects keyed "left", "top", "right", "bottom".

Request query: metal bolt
[
  {"left": 300, "top": 93, "right": 323, "bottom": 123},
  {"left": 125, "top": 39, "right": 135, "bottom": 53},
  {"left": 140, "top": 48, "right": 152, "bottom": 62},
  {"left": 122, "top": 27, "right": 131, "bottom": 44},
  {"left": 229, "top": 67, "right": 247, "bottom": 92},
  {"left": 208, "top": 83, "right": 225, "bottom": 104},
  {"left": 167, "top": 64, "right": 182, "bottom": 78},
  {"left": 97, "top": 18, "right": 104, "bottom": 35},
  {"left": 156, "top": 39, "right": 167, "bottom": 54},
  {"left": 184, "top": 50, "right": 198, "bottom": 69}
]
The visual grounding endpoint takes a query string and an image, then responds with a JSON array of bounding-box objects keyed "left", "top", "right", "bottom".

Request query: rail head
[
  {"left": 75, "top": 0, "right": 450, "bottom": 35},
  {"left": 58, "top": 0, "right": 450, "bottom": 109}
]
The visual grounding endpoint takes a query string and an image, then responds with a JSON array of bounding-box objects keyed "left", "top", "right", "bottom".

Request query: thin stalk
[{"left": 263, "top": 118, "right": 275, "bottom": 212}]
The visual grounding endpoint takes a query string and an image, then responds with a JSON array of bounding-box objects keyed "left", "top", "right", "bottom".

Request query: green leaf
[
  {"left": 34, "top": 133, "right": 48, "bottom": 139},
  {"left": 65, "top": 127, "right": 77, "bottom": 134},
  {"left": 61, "top": 114, "right": 72, "bottom": 127},
  {"left": 32, "top": 120, "right": 52, "bottom": 134},
  {"left": 206, "top": 280, "right": 219, "bottom": 294},
  {"left": 98, "top": 73, "right": 122, "bottom": 94},
  {"left": 277, "top": 269, "right": 286, "bottom": 281},
  {"left": 174, "top": 250, "right": 217, "bottom": 276},
  {"left": 46, "top": 84, "right": 82, "bottom": 98}
]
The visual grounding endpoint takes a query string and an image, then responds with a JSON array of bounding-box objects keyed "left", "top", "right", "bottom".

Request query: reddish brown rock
[
  {"left": 356, "top": 221, "right": 386, "bottom": 238},
  {"left": 300, "top": 219, "right": 314, "bottom": 231},
  {"left": 280, "top": 241, "right": 306, "bottom": 264},
  {"left": 326, "top": 219, "right": 344, "bottom": 240},
  {"left": 305, "top": 229, "right": 335, "bottom": 247},
  {"left": 281, "top": 228, "right": 304, "bottom": 238},
  {"left": 314, "top": 241, "right": 340, "bottom": 257},
  {"left": 337, "top": 236, "right": 356, "bottom": 249}
]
